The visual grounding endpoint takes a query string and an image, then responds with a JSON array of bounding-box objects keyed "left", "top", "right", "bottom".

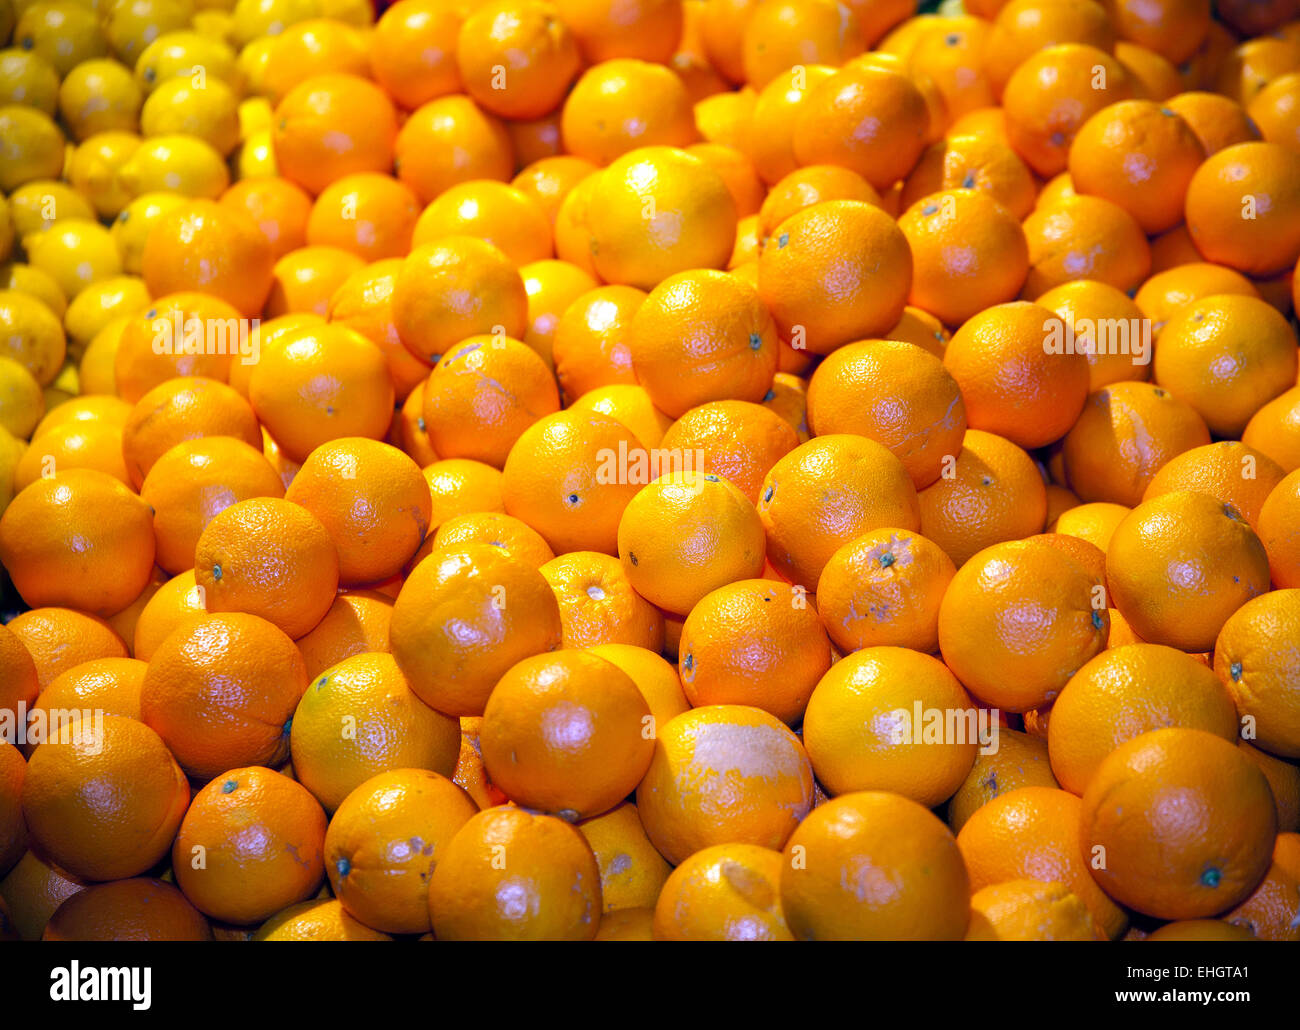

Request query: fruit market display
[{"left": 1, "top": 0, "right": 1300, "bottom": 943}]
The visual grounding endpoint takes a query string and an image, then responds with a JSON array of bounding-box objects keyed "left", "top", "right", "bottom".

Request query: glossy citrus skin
[
  {"left": 1214, "top": 590, "right": 1300, "bottom": 759},
  {"left": 577, "top": 802, "right": 672, "bottom": 913},
  {"left": 42, "top": 877, "right": 211, "bottom": 942},
  {"left": 653, "top": 842, "right": 792, "bottom": 941},
  {"left": 253, "top": 898, "right": 393, "bottom": 941},
  {"left": 965, "top": 879, "right": 1096, "bottom": 941}
]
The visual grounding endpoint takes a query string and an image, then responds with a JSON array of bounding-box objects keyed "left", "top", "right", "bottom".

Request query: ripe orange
[
  {"left": 423, "top": 511, "right": 555, "bottom": 570},
  {"left": 983, "top": 0, "right": 1117, "bottom": 99},
  {"left": 42, "top": 877, "right": 212, "bottom": 942},
  {"left": 1035, "top": 279, "right": 1153, "bottom": 391},
  {"left": 306, "top": 173, "right": 420, "bottom": 262},
  {"left": 781, "top": 791, "right": 970, "bottom": 940},
  {"left": 1080, "top": 728, "right": 1276, "bottom": 919},
  {"left": 328, "top": 259, "right": 433, "bottom": 401},
  {"left": 6, "top": 609, "right": 129, "bottom": 691},
  {"left": 368, "top": 0, "right": 464, "bottom": 110},
  {"left": 653, "top": 843, "right": 792, "bottom": 941},
  {"left": 576, "top": 801, "right": 671, "bottom": 913},
  {"left": 1244, "top": 386, "right": 1300, "bottom": 473},
  {"left": 1022, "top": 195, "right": 1152, "bottom": 297},
  {"left": 456, "top": 0, "right": 580, "bottom": 119},
  {"left": 194, "top": 497, "right": 340, "bottom": 640},
  {"left": 637, "top": 704, "right": 815, "bottom": 865},
  {"left": 947, "top": 727, "right": 1061, "bottom": 833},
  {"left": 587, "top": 642, "right": 690, "bottom": 728},
  {"left": 293, "top": 590, "right": 394, "bottom": 681},
  {"left": 218, "top": 178, "right": 313, "bottom": 261},
  {"left": 272, "top": 73, "right": 398, "bottom": 196},
  {"left": 965, "top": 879, "right": 1096, "bottom": 941},
  {"left": 394, "top": 95, "right": 513, "bottom": 203},
  {"left": 174, "top": 766, "right": 327, "bottom": 925},
  {"left": 561, "top": 60, "right": 696, "bottom": 165},
  {"left": 1215, "top": 590, "right": 1300, "bottom": 759},
  {"left": 1259, "top": 469, "right": 1300, "bottom": 587},
  {"left": 742, "top": 0, "right": 864, "bottom": 89},
  {"left": 539, "top": 551, "right": 664, "bottom": 651},
  {"left": 253, "top": 898, "right": 393, "bottom": 941},
  {"left": 1142, "top": 440, "right": 1286, "bottom": 530}
]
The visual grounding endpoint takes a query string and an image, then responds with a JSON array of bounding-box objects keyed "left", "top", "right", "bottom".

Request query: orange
[
  {"left": 1062, "top": 381, "right": 1211, "bottom": 507},
  {"left": 1035, "top": 280, "right": 1153, "bottom": 391},
  {"left": 803, "top": 646, "right": 977, "bottom": 805},
  {"left": 939, "top": 538, "right": 1108, "bottom": 713},
  {"left": 947, "top": 727, "right": 1060, "bottom": 833},
  {"left": 588, "top": 146, "right": 735, "bottom": 291},
  {"left": 983, "top": 0, "right": 1116, "bottom": 100},
  {"left": 132, "top": 571, "right": 207, "bottom": 663},
  {"left": 1081, "top": 728, "right": 1276, "bottom": 919},
  {"left": 394, "top": 95, "right": 513, "bottom": 203},
  {"left": 519, "top": 259, "right": 598, "bottom": 367},
  {"left": 652, "top": 843, "right": 792, "bottom": 941},
  {"left": 290, "top": 652, "right": 459, "bottom": 812},
  {"left": 1142, "top": 441, "right": 1286, "bottom": 531},
  {"left": 758, "top": 200, "right": 911, "bottom": 356},
  {"left": 1166, "top": 89, "right": 1262, "bottom": 155},
  {"left": 551, "top": 284, "right": 644, "bottom": 402},
  {"left": 122, "top": 375, "right": 263, "bottom": 489},
  {"left": 325, "top": 768, "right": 477, "bottom": 934},
  {"left": 1146, "top": 918, "right": 1257, "bottom": 941},
  {"left": 540, "top": 551, "right": 665, "bottom": 650},
  {"left": 747, "top": 63, "right": 837, "bottom": 185},
  {"left": 505, "top": 112, "right": 565, "bottom": 166},
  {"left": 905, "top": 15, "right": 995, "bottom": 127},
  {"left": 0, "top": 742, "right": 27, "bottom": 876},
  {"left": 1067, "top": 99, "right": 1205, "bottom": 234},
  {"left": 560, "top": 60, "right": 696, "bottom": 165},
  {"left": 43, "top": 877, "right": 212, "bottom": 942},
  {"left": 1224, "top": 832, "right": 1300, "bottom": 941},
  {"left": 427, "top": 805, "right": 602, "bottom": 940},
  {"left": 1239, "top": 742, "right": 1300, "bottom": 831},
  {"left": 781, "top": 791, "right": 970, "bottom": 940},
  {"left": 915, "top": 429, "right": 1047, "bottom": 567},
  {"left": 293, "top": 590, "right": 393, "bottom": 681},
  {"left": 1133, "top": 261, "right": 1260, "bottom": 334},
  {"left": 422, "top": 458, "right": 505, "bottom": 530},
  {"left": 1048, "top": 643, "right": 1239, "bottom": 795},
  {"left": 901, "top": 134, "right": 1036, "bottom": 220},
  {"left": 1002, "top": 44, "right": 1135, "bottom": 178},
  {"left": 217, "top": 178, "right": 313, "bottom": 261},
  {"left": 11, "top": 420, "right": 130, "bottom": 492},
  {"left": 369, "top": 0, "right": 464, "bottom": 111},
  {"left": 253, "top": 898, "right": 393, "bottom": 941},
  {"left": 141, "top": 200, "right": 274, "bottom": 318},
  {"left": 1049, "top": 501, "right": 1133, "bottom": 553},
  {"left": 305, "top": 173, "right": 420, "bottom": 262},
  {"left": 0, "top": 470, "right": 154, "bottom": 617},
  {"left": 1249, "top": 71, "right": 1300, "bottom": 153},
  {"left": 420, "top": 334, "right": 560, "bottom": 468},
  {"left": 389, "top": 543, "right": 563, "bottom": 716},
  {"left": 1022, "top": 195, "right": 1152, "bottom": 297},
  {"left": 1244, "top": 386, "right": 1300, "bottom": 473},
  {"left": 636, "top": 704, "right": 815, "bottom": 865},
  {"left": 658, "top": 400, "right": 799, "bottom": 504},
  {"left": 686, "top": 143, "right": 765, "bottom": 218},
  {"left": 757, "top": 164, "right": 881, "bottom": 243},
  {"left": 0, "top": 622, "right": 39, "bottom": 720},
  {"left": 741, "top": 0, "right": 864, "bottom": 89},
  {"left": 272, "top": 73, "right": 398, "bottom": 196},
  {"left": 1185, "top": 142, "right": 1300, "bottom": 277},
  {"left": 263, "top": 19, "right": 371, "bottom": 103},
  {"left": 577, "top": 801, "right": 672, "bottom": 912},
  {"left": 22, "top": 715, "right": 188, "bottom": 882},
  {"left": 328, "top": 259, "right": 433, "bottom": 401},
  {"left": 1108, "top": 0, "right": 1210, "bottom": 65},
  {"left": 678, "top": 578, "right": 832, "bottom": 724},
  {"left": 898, "top": 190, "right": 1029, "bottom": 327},
  {"left": 965, "top": 880, "right": 1096, "bottom": 941},
  {"left": 0, "top": 848, "right": 87, "bottom": 941},
  {"left": 226, "top": 314, "right": 324, "bottom": 400},
  {"left": 1106, "top": 491, "right": 1271, "bottom": 653},
  {"left": 1153, "top": 293, "right": 1299, "bottom": 438},
  {"left": 194, "top": 465, "right": 333, "bottom": 604},
  {"left": 1149, "top": 222, "right": 1206, "bottom": 271},
  {"left": 248, "top": 323, "right": 394, "bottom": 464},
  {"left": 114, "top": 292, "right": 244, "bottom": 403},
  {"left": 413, "top": 181, "right": 553, "bottom": 267},
  {"left": 1216, "top": 35, "right": 1300, "bottom": 106},
  {"left": 31, "top": 657, "right": 137, "bottom": 728},
  {"left": 944, "top": 301, "right": 1090, "bottom": 450},
  {"left": 816, "top": 526, "right": 956, "bottom": 653},
  {"left": 265, "top": 245, "right": 366, "bottom": 317},
  {"left": 480, "top": 650, "right": 652, "bottom": 819},
  {"left": 617, "top": 470, "right": 767, "bottom": 615},
  {"left": 587, "top": 642, "right": 690, "bottom": 728},
  {"left": 552, "top": 170, "right": 601, "bottom": 278},
  {"left": 284, "top": 438, "right": 432, "bottom": 587},
  {"left": 501, "top": 409, "right": 642, "bottom": 555},
  {"left": 1215, "top": 590, "right": 1300, "bottom": 759},
  {"left": 628, "top": 269, "right": 776, "bottom": 417},
  {"left": 141, "top": 612, "right": 307, "bottom": 781},
  {"left": 556, "top": 0, "right": 683, "bottom": 64},
  {"left": 511, "top": 155, "right": 600, "bottom": 225},
  {"left": 791, "top": 63, "right": 928, "bottom": 190},
  {"left": 173, "top": 766, "right": 327, "bottom": 925},
  {"left": 6, "top": 609, "right": 129, "bottom": 691},
  {"left": 392, "top": 237, "right": 528, "bottom": 364},
  {"left": 957, "top": 785, "right": 1126, "bottom": 939},
  {"left": 456, "top": 0, "right": 580, "bottom": 119}
]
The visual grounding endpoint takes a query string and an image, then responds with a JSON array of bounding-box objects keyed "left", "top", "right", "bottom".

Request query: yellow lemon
[
  {"left": 316, "top": 0, "right": 370, "bottom": 26},
  {"left": 0, "top": 354, "right": 45, "bottom": 438},
  {"left": 234, "top": 126, "right": 277, "bottom": 178},
  {"left": 0, "top": 202, "right": 10, "bottom": 263},
  {"left": 134, "top": 29, "right": 239, "bottom": 93},
  {"left": 110, "top": 190, "right": 188, "bottom": 273},
  {"left": 0, "top": 105, "right": 65, "bottom": 192},
  {"left": 230, "top": 0, "right": 320, "bottom": 47},
  {"left": 0, "top": 1, "right": 14, "bottom": 45},
  {"left": 23, "top": 219, "right": 123, "bottom": 300},
  {"left": 0, "top": 287, "right": 67, "bottom": 384},
  {"left": 33, "top": 393, "right": 133, "bottom": 439},
  {"left": 41, "top": 358, "right": 80, "bottom": 410},
  {"left": 190, "top": 8, "right": 236, "bottom": 40},
  {"left": 0, "top": 47, "right": 60, "bottom": 114},
  {"left": 0, "top": 261, "right": 68, "bottom": 318},
  {"left": 14, "top": 0, "right": 109, "bottom": 75},
  {"left": 0, "top": 424, "right": 28, "bottom": 514},
  {"left": 262, "top": 18, "right": 369, "bottom": 102},
  {"left": 116, "top": 132, "right": 230, "bottom": 198},
  {"left": 140, "top": 74, "right": 240, "bottom": 154},
  {"left": 8, "top": 179, "right": 97, "bottom": 237},
  {"left": 77, "top": 314, "right": 130, "bottom": 395},
  {"left": 102, "top": 0, "right": 195, "bottom": 66},
  {"left": 63, "top": 274, "right": 151, "bottom": 351},
  {"left": 66, "top": 130, "right": 142, "bottom": 217},
  {"left": 234, "top": 34, "right": 278, "bottom": 97},
  {"left": 237, "top": 94, "right": 272, "bottom": 138},
  {"left": 58, "top": 57, "right": 144, "bottom": 141}
]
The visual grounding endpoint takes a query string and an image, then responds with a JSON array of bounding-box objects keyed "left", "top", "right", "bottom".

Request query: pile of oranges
[{"left": 0, "top": 0, "right": 1299, "bottom": 942}]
